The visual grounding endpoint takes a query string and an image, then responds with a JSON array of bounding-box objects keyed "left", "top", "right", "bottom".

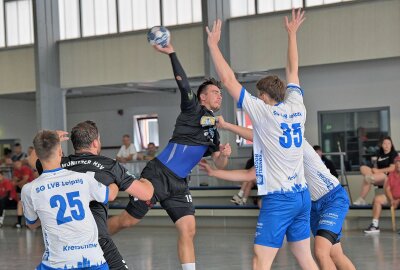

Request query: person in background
[
  {"left": 364, "top": 155, "right": 400, "bottom": 233},
  {"left": 11, "top": 143, "right": 27, "bottom": 162},
  {"left": 313, "top": 145, "right": 339, "bottom": 178},
  {"left": 0, "top": 171, "right": 18, "bottom": 227},
  {"left": 116, "top": 134, "right": 138, "bottom": 163},
  {"left": 12, "top": 160, "right": 34, "bottom": 228},
  {"left": 141, "top": 142, "right": 158, "bottom": 161},
  {"left": 354, "top": 136, "right": 398, "bottom": 205}
]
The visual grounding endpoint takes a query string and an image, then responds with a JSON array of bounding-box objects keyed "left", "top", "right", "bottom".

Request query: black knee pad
[
  {"left": 125, "top": 195, "right": 155, "bottom": 220},
  {"left": 316, "top": 229, "right": 339, "bottom": 245}
]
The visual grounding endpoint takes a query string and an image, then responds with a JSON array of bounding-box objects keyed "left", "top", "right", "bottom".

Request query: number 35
[{"left": 279, "top": 123, "right": 302, "bottom": 148}]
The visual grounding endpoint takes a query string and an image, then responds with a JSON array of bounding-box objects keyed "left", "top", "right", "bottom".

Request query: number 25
[{"left": 279, "top": 123, "right": 302, "bottom": 148}]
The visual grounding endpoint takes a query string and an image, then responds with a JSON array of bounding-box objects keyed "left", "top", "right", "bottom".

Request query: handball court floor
[{"left": 1, "top": 226, "right": 399, "bottom": 270}]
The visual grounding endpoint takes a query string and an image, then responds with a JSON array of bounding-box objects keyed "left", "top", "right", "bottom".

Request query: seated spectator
[
  {"left": 140, "top": 142, "right": 158, "bottom": 161},
  {"left": 0, "top": 172, "right": 17, "bottom": 227},
  {"left": 2, "top": 148, "right": 13, "bottom": 165},
  {"left": 11, "top": 143, "right": 27, "bottom": 162},
  {"left": 12, "top": 160, "right": 34, "bottom": 228},
  {"left": 364, "top": 155, "right": 400, "bottom": 234},
  {"left": 313, "top": 145, "right": 339, "bottom": 178},
  {"left": 354, "top": 136, "right": 398, "bottom": 205},
  {"left": 116, "top": 134, "right": 137, "bottom": 163}
]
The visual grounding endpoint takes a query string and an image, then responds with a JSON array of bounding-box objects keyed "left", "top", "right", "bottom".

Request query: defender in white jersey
[
  {"left": 206, "top": 9, "right": 318, "bottom": 270},
  {"left": 22, "top": 130, "right": 118, "bottom": 270},
  {"left": 201, "top": 116, "right": 356, "bottom": 270}
]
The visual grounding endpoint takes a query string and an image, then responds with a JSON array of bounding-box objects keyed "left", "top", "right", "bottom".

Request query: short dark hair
[
  {"left": 148, "top": 142, "right": 155, "bottom": 146},
  {"left": 14, "top": 143, "right": 21, "bottom": 147},
  {"left": 313, "top": 145, "right": 321, "bottom": 151},
  {"left": 196, "top": 78, "right": 222, "bottom": 100},
  {"left": 71, "top": 120, "right": 99, "bottom": 151},
  {"left": 256, "top": 75, "right": 285, "bottom": 102},
  {"left": 123, "top": 134, "right": 130, "bottom": 139},
  {"left": 33, "top": 130, "right": 60, "bottom": 161}
]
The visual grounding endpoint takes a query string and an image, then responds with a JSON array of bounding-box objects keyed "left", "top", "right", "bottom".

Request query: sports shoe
[
  {"left": 230, "top": 194, "right": 242, "bottom": 204},
  {"left": 353, "top": 197, "right": 367, "bottom": 206},
  {"left": 14, "top": 223, "right": 21, "bottom": 229},
  {"left": 364, "top": 224, "right": 380, "bottom": 234}
]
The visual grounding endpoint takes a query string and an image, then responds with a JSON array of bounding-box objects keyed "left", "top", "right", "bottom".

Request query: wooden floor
[{"left": 1, "top": 225, "right": 399, "bottom": 270}]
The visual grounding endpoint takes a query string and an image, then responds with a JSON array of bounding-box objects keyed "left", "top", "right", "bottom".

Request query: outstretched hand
[
  {"left": 216, "top": 115, "right": 227, "bottom": 129},
  {"left": 153, "top": 43, "right": 175, "bottom": 55},
  {"left": 198, "top": 159, "right": 214, "bottom": 176},
  {"left": 206, "top": 19, "right": 222, "bottom": 47},
  {"left": 285, "top": 9, "right": 306, "bottom": 35}
]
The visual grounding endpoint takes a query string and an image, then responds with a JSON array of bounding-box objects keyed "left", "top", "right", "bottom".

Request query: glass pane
[
  {"left": 0, "top": 0, "right": 4, "bottom": 46},
  {"left": 118, "top": 0, "right": 133, "bottom": 32},
  {"left": 230, "top": 0, "right": 255, "bottom": 18},
  {"left": 306, "top": 0, "right": 323, "bottom": 6},
  {"left": 132, "top": 0, "right": 147, "bottom": 30},
  {"left": 162, "top": 0, "right": 177, "bottom": 26},
  {"left": 177, "top": 0, "right": 192, "bottom": 24},
  {"left": 257, "top": 0, "right": 274, "bottom": 13},
  {"left": 147, "top": 0, "right": 161, "bottom": 28},
  {"left": 324, "top": 0, "right": 342, "bottom": 4},
  {"left": 93, "top": 0, "right": 109, "bottom": 35},
  {"left": 107, "top": 0, "right": 117, "bottom": 33},
  {"left": 192, "top": 0, "right": 202, "bottom": 22},
  {"left": 5, "top": 1, "right": 18, "bottom": 46},
  {"left": 59, "top": 0, "right": 66, "bottom": 39},
  {"left": 63, "top": 0, "right": 80, "bottom": 39},
  {"left": 81, "top": 0, "right": 95, "bottom": 37},
  {"left": 292, "top": 0, "right": 303, "bottom": 8},
  {"left": 274, "top": 0, "right": 292, "bottom": 11},
  {"left": 17, "top": 0, "right": 31, "bottom": 44}
]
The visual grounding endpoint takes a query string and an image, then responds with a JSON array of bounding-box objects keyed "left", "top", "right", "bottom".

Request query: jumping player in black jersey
[
  {"left": 107, "top": 43, "right": 231, "bottom": 270},
  {"left": 33, "top": 122, "right": 154, "bottom": 270}
]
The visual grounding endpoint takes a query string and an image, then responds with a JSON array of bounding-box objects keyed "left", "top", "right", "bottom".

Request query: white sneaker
[
  {"left": 230, "top": 194, "right": 242, "bottom": 204},
  {"left": 353, "top": 197, "right": 367, "bottom": 206},
  {"left": 364, "top": 224, "right": 380, "bottom": 234}
]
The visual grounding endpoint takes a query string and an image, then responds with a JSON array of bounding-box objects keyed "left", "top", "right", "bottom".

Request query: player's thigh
[
  {"left": 161, "top": 190, "right": 195, "bottom": 223},
  {"left": 255, "top": 194, "right": 299, "bottom": 248},
  {"left": 286, "top": 189, "right": 311, "bottom": 243}
]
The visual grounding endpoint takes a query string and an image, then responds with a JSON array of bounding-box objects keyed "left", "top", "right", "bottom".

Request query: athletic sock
[
  {"left": 238, "top": 190, "right": 244, "bottom": 198},
  {"left": 17, "top": 215, "right": 22, "bottom": 225},
  {"left": 372, "top": 219, "right": 379, "bottom": 227},
  {"left": 182, "top": 263, "right": 196, "bottom": 270}
]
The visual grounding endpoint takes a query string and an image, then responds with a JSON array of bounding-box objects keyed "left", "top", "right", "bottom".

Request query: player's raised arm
[
  {"left": 206, "top": 20, "right": 242, "bottom": 102},
  {"left": 153, "top": 43, "right": 195, "bottom": 112},
  {"left": 285, "top": 9, "right": 305, "bottom": 86},
  {"left": 199, "top": 160, "right": 256, "bottom": 182},
  {"left": 217, "top": 116, "right": 254, "bottom": 142}
]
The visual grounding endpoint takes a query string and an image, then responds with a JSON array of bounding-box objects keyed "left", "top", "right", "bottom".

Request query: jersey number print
[
  {"left": 279, "top": 123, "right": 302, "bottom": 148},
  {"left": 50, "top": 191, "right": 85, "bottom": 225}
]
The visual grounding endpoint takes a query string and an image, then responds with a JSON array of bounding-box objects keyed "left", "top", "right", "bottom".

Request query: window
[
  {"left": 4, "top": 0, "right": 34, "bottom": 46},
  {"left": 118, "top": 0, "right": 160, "bottom": 32},
  {"left": 306, "top": 0, "right": 359, "bottom": 7},
  {"left": 81, "top": 0, "right": 117, "bottom": 37},
  {"left": 230, "top": 0, "right": 256, "bottom": 18},
  {"left": 59, "top": 0, "right": 81, "bottom": 39},
  {"left": 257, "top": 0, "right": 302, "bottom": 14},
  {"left": 319, "top": 107, "right": 390, "bottom": 171},
  {"left": 133, "top": 114, "right": 159, "bottom": 150},
  {"left": 0, "top": 0, "right": 5, "bottom": 47},
  {"left": 162, "top": 0, "right": 202, "bottom": 26},
  {"left": 236, "top": 109, "right": 253, "bottom": 146}
]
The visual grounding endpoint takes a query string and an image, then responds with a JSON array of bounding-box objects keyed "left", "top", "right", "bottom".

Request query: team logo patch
[{"left": 200, "top": 116, "right": 216, "bottom": 127}]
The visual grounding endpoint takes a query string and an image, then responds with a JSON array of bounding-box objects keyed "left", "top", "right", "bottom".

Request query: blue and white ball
[{"left": 147, "top": 26, "right": 170, "bottom": 48}]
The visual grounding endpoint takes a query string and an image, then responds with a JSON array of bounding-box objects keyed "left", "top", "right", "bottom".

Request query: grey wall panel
[{"left": 230, "top": 0, "right": 400, "bottom": 72}]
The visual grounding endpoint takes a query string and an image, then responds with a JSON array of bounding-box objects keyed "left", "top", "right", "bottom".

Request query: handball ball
[{"left": 147, "top": 26, "right": 170, "bottom": 48}]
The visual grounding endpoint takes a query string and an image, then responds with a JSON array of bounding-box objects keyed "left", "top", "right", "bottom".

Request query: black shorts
[
  {"left": 126, "top": 158, "right": 195, "bottom": 223},
  {"left": 98, "top": 237, "right": 129, "bottom": 270}
]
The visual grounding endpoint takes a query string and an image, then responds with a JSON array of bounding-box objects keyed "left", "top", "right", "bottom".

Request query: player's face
[
  {"left": 14, "top": 161, "right": 22, "bottom": 169},
  {"left": 382, "top": 139, "right": 392, "bottom": 154},
  {"left": 203, "top": 85, "right": 222, "bottom": 111},
  {"left": 122, "top": 137, "right": 130, "bottom": 146}
]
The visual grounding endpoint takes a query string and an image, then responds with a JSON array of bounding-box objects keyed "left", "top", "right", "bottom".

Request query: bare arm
[
  {"left": 108, "top": 183, "right": 119, "bottom": 202},
  {"left": 206, "top": 20, "right": 242, "bottom": 101},
  {"left": 217, "top": 116, "right": 254, "bottom": 142},
  {"left": 27, "top": 219, "right": 41, "bottom": 230},
  {"left": 125, "top": 178, "right": 154, "bottom": 201},
  {"left": 285, "top": 9, "right": 305, "bottom": 85},
  {"left": 212, "top": 143, "right": 232, "bottom": 169},
  {"left": 199, "top": 160, "right": 255, "bottom": 182}
]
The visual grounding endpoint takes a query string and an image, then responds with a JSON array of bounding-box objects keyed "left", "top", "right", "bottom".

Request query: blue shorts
[
  {"left": 36, "top": 262, "right": 109, "bottom": 270},
  {"left": 310, "top": 185, "right": 350, "bottom": 242},
  {"left": 255, "top": 189, "right": 311, "bottom": 248}
]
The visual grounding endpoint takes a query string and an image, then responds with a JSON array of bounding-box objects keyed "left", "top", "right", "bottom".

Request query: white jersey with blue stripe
[
  {"left": 303, "top": 140, "right": 340, "bottom": 201},
  {"left": 238, "top": 84, "right": 307, "bottom": 196},
  {"left": 21, "top": 168, "right": 108, "bottom": 269}
]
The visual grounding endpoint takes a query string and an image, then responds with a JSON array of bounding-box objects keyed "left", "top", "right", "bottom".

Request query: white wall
[{"left": 0, "top": 98, "right": 36, "bottom": 150}]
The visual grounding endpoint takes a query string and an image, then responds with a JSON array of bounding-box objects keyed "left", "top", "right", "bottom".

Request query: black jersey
[
  {"left": 168, "top": 52, "right": 220, "bottom": 157},
  {"left": 36, "top": 153, "right": 135, "bottom": 239},
  {"left": 377, "top": 150, "right": 398, "bottom": 169}
]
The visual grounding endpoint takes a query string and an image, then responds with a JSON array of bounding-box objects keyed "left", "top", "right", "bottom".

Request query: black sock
[{"left": 17, "top": 215, "right": 22, "bottom": 225}]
